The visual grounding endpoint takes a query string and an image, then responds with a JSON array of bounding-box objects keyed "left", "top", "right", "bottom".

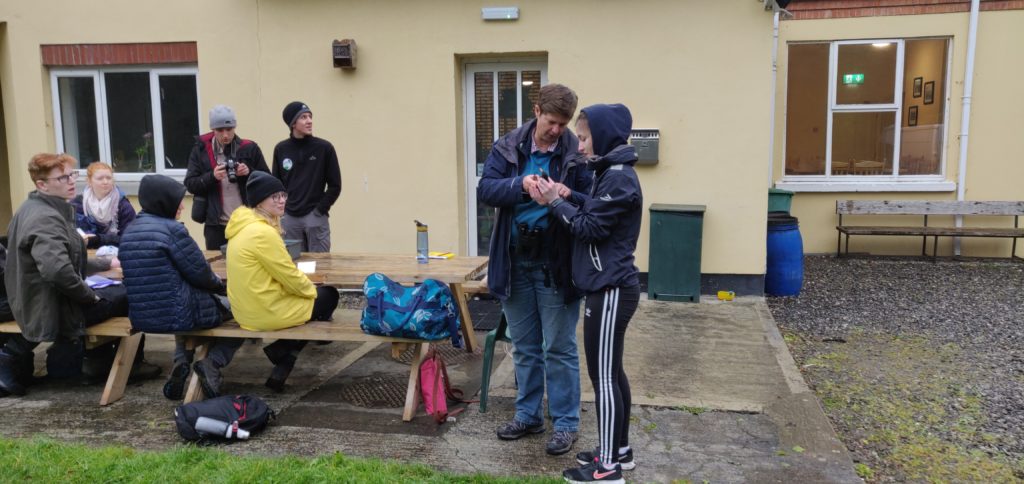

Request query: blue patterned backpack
[{"left": 360, "top": 272, "right": 463, "bottom": 348}]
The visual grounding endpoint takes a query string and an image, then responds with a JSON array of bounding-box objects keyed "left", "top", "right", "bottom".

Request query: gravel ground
[{"left": 768, "top": 255, "right": 1024, "bottom": 478}]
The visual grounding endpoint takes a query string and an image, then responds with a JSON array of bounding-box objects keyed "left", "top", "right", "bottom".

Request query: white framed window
[
  {"left": 51, "top": 66, "right": 201, "bottom": 183},
  {"left": 779, "top": 38, "right": 953, "bottom": 192}
]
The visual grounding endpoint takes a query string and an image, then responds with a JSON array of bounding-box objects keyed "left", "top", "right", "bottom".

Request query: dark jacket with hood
[
  {"left": 5, "top": 191, "right": 101, "bottom": 342},
  {"left": 477, "top": 118, "right": 593, "bottom": 302},
  {"left": 184, "top": 132, "right": 269, "bottom": 225},
  {"left": 70, "top": 188, "right": 137, "bottom": 248},
  {"left": 550, "top": 104, "right": 643, "bottom": 293},
  {"left": 120, "top": 175, "right": 226, "bottom": 332}
]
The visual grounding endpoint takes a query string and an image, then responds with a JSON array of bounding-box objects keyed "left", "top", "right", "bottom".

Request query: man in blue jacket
[{"left": 477, "top": 83, "right": 592, "bottom": 456}]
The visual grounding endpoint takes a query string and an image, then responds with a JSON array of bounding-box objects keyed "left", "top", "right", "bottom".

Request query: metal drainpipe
[
  {"left": 954, "top": 0, "right": 980, "bottom": 255},
  {"left": 768, "top": 11, "right": 780, "bottom": 189}
]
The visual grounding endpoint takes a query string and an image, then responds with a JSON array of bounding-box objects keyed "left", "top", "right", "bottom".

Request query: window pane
[
  {"left": 785, "top": 43, "right": 829, "bottom": 175},
  {"left": 900, "top": 39, "right": 947, "bottom": 175},
  {"left": 836, "top": 43, "right": 897, "bottom": 105},
  {"left": 497, "top": 71, "right": 518, "bottom": 136},
  {"left": 159, "top": 75, "right": 199, "bottom": 170},
  {"left": 57, "top": 77, "right": 100, "bottom": 166},
  {"left": 474, "top": 72, "right": 494, "bottom": 176},
  {"left": 520, "top": 71, "right": 541, "bottom": 125},
  {"left": 104, "top": 72, "right": 154, "bottom": 173},
  {"left": 831, "top": 112, "right": 896, "bottom": 175}
]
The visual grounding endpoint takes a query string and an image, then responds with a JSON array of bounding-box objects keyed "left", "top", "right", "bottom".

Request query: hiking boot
[
  {"left": 128, "top": 360, "right": 162, "bottom": 383},
  {"left": 575, "top": 447, "right": 636, "bottom": 470},
  {"left": 562, "top": 461, "right": 624, "bottom": 484},
  {"left": 162, "top": 362, "right": 190, "bottom": 400},
  {"left": 496, "top": 419, "right": 545, "bottom": 440},
  {"left": 264, "top": 356, "right": 296, "bottom": 393},
  {"left": 546, "top": 430, "right": 578, "bottom": 455},
  {"left": 0, "top": 351, "right": 25, "bottom": 396},
  {"left": 193, "top": 359, "right": 222, "bottom": 398}
]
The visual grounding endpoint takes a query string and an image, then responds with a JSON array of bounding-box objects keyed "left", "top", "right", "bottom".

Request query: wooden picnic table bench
[
  {"left": 0, "top": 317, "right": 140, "bottom": 405},
  {"left": 836, "top": 200, "right": 1024, "bottom": 260}
]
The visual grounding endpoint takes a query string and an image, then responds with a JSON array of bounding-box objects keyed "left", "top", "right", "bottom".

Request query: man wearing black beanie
[{"left": 271, "top": 101, "right": 342, "bottom": 252}]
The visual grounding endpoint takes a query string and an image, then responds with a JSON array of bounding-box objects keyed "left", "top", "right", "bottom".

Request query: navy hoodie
[{"left": 550, "top": 104, "right": 643, "bottom": 292}]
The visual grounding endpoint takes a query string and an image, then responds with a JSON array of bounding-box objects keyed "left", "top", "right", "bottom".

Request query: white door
[{"left": 463, "top": 61, "right": 547, "bottom": 256}]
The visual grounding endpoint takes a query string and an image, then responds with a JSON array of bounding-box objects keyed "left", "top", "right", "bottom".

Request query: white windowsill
[
  {"left": 774, "top": 180, "right": 956, "bottom": 193},
  {"left": 76, "top": 172, "right": 187, "bottom": 197}
]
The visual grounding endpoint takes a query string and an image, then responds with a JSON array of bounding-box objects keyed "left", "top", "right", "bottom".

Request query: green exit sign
[{"left": 843, "top": 73, "right": 865, "bottom": 85}]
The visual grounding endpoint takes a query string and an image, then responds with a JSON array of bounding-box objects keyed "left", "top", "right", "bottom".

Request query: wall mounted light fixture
[{"left": 482, "top": 7, "right": 519, "bottom": 21}]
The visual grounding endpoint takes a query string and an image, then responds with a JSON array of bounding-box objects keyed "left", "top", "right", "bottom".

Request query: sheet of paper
[
  {"left": 297, "top": 261, "right": 317, "bottom": 274},
  {"left": 85, "top": 275, "right": 121, "bottom": 289}
]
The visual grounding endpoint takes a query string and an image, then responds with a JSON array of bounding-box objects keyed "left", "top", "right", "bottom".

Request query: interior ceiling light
[
  {"left": 521, "top": 81, "right": 534, "bottom": 86},
  {"left": 872, "top": 43, "right": 892, "bottom": 48}
]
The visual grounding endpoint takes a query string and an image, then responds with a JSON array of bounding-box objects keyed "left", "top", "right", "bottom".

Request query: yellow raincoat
[{"left": 225, "top": 206, "right": 316, "bottom": 331}]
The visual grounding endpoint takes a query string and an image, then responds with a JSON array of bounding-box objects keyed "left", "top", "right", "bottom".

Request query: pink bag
[{"left": 419, "top": 345, "right": 473, "bottom": 423}]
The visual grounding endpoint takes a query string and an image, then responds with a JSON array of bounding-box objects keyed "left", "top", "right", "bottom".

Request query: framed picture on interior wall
[
  {"left": 913, "top": 77, "right": 923, "bottom": 98},
  {"left": 908, "top": 106, "right": 919, "bottom": 126},
  {"left": 923, "top": 81, "right": 935, "bottom": 105}
]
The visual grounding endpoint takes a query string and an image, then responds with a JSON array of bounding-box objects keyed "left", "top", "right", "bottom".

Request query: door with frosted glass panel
[{"left": 464, "top": 63, "right": 546, "bottom": 256}]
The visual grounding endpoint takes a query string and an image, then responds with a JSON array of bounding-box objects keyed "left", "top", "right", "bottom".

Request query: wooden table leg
[
  {"left": 450, "top": 283, "right": 475, "bottom": 353},
  {"left": 182, "top": 337, "right": 210, "bottom": 403},
  {"left": 99, "top": 332, "right": 141, "bottom": 406},
  {"left": 402, "top": 342, "right": 431, "bottom": 422}
]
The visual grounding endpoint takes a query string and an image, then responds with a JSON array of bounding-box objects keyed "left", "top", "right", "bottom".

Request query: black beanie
[
  {"left": 282, "top": 101, "right": 312, "bottom": 128},
  {"left": 245, "top": 171, "right": 286, "bottom": 207}
]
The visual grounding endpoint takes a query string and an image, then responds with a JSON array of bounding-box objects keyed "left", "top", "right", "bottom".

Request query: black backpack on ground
[{"left": 174, "top": 395, "right": 275, "bottom": 443}]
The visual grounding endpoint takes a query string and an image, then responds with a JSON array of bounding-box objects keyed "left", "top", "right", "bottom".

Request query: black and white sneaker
[
  {"left": 575, "top": 447, "right": 636, "bottom": 470},
  {"left": 562, "top": 461, "right": 624, "bottom": 484}
]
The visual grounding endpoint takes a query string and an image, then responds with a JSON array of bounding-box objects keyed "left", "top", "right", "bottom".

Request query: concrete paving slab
[{"left": 0, "top": 298, "right": 860, "bottom": 482}]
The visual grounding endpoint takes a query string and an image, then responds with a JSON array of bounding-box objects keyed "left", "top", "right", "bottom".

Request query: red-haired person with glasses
[{"left": 1, "top": 153, "right": 159, "bottom": 397}]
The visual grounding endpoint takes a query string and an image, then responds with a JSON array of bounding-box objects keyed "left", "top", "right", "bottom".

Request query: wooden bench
[
  {"left": 0, "top": 318, "right": 140, "bottom": 405},
  {"left": 836, "top": 200, "right": 1024, "bottom": 260},
  {"left": 176, "top": 308, "right": 439, "bottom": 421}
]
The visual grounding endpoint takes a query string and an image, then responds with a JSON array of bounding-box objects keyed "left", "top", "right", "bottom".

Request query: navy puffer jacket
[{"left": 120, "top": 175, "right": 226, "bottom": 332}]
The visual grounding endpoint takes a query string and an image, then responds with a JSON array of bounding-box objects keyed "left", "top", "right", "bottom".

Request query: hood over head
[
  {"left": 581, "top": 104, "right": 632, "bottom": 158},
  {"left": 138, "top": 174, "right": 186, "bottom": 219}
]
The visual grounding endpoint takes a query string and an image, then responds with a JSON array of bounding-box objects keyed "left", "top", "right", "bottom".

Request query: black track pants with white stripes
[{"left": 583, "top": 285, "right": 640, "bottom": 467}]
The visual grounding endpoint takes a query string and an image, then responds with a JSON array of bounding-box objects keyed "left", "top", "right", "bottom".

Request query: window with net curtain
[{"left": 785, "top": 39, "right": 948, "bottom": 178}]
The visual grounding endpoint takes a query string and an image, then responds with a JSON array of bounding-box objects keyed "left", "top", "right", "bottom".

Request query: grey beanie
[
  {"left": 209, "top": 105, "right": 237, "bottom": 129},
  {"left": 245, "top": 171, "right": 286, "bottom": 207}
]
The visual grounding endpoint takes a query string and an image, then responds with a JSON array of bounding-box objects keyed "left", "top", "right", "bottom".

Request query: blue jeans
[{"left": 502, "top": 259, "right": 581, "bottom": 432}]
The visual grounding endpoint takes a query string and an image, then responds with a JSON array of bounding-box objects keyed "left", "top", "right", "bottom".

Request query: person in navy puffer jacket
[
  {"left": 119, "top": 174, "right": 238, "bottom": 400},
  {"left": 531, "top": 104, "right": 643, "bottom": 483}
]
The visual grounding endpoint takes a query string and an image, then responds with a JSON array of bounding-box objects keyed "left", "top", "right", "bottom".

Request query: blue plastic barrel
[{"left": 765, "top": 212, "right": 803, "bottom": 296}]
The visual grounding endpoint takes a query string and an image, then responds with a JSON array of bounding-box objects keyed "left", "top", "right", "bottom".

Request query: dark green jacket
[{"left": 4, "top": 191, "right": 100, "bottom": 342}]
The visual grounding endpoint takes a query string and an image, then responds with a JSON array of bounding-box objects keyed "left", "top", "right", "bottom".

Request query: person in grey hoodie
[{"left": 532, "top": 104, "right": 642, "bottom": 484}]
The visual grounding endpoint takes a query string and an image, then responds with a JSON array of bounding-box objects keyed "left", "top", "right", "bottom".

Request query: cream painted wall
[
  {"left": 1, "top": 1, "right": 774, "bottom": 276},
  {"left": 777, "top": 11, "right": 1024, "bottom": 258}
]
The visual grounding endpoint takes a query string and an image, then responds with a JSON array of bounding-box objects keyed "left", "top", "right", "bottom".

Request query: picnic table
[{"left": 205, "top": 251, "right": 489, "bottom": 352}]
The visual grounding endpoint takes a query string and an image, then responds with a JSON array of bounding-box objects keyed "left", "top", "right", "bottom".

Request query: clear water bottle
[
  {"left": 415, "top": 220, "right": 429, "bottom": 264},
  {"left": 194, "top": 416, "right": 250, "bottom": 440}
]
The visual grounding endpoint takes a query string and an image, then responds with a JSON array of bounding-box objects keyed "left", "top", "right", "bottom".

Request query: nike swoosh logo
[
  {"left": 593, "top": 469, "right": 617, "bottom": 479},
  {"left": 600, "top": 194, "right": 612, "bottom": 202}
]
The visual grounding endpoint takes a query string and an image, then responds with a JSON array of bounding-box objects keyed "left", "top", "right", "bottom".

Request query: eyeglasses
[
  {"left": 271, "top": 192, "right": 288, "bottom": 202},
  {"left": 46, "top": 171, "right": 79, "bottom": 184}
]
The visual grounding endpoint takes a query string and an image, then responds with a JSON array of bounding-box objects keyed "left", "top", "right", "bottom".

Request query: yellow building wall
[
  {"left": 776, "top": 10, "right": 1024, "bottom": 257},
  {"left": 1, "top": 1, "right": 773, "bottom": 276}
]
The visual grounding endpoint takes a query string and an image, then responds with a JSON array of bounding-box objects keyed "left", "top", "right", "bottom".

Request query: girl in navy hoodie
[{"left": 532, "top": 104, "right": 642, "bottom": 484}]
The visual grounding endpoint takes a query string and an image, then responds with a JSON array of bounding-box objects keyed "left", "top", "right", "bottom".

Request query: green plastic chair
[{"left": 478, "top": 313, "right": 510, "bottom": 413}]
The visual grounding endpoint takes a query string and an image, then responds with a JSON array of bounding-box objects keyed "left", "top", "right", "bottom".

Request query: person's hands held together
[{"left": 531, "top": 177, "right": 562, "bottom": 206}]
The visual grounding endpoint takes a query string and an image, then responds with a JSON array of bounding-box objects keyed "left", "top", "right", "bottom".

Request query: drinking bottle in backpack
[{"left": 194, "top": 416, "right": 251, "bottom": 440}]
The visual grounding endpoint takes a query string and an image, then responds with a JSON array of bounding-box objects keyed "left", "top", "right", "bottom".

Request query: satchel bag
[
  {"left": 174, "top": 395, "right": 274, "bottom": 443},
  {"left": 190, "top": 195, "right": 207, "bottom": 224}
]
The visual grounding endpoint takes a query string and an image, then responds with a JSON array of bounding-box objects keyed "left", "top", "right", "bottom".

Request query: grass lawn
[{"left": 0, "top": 437, "right": 560, "bottom": 483}]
